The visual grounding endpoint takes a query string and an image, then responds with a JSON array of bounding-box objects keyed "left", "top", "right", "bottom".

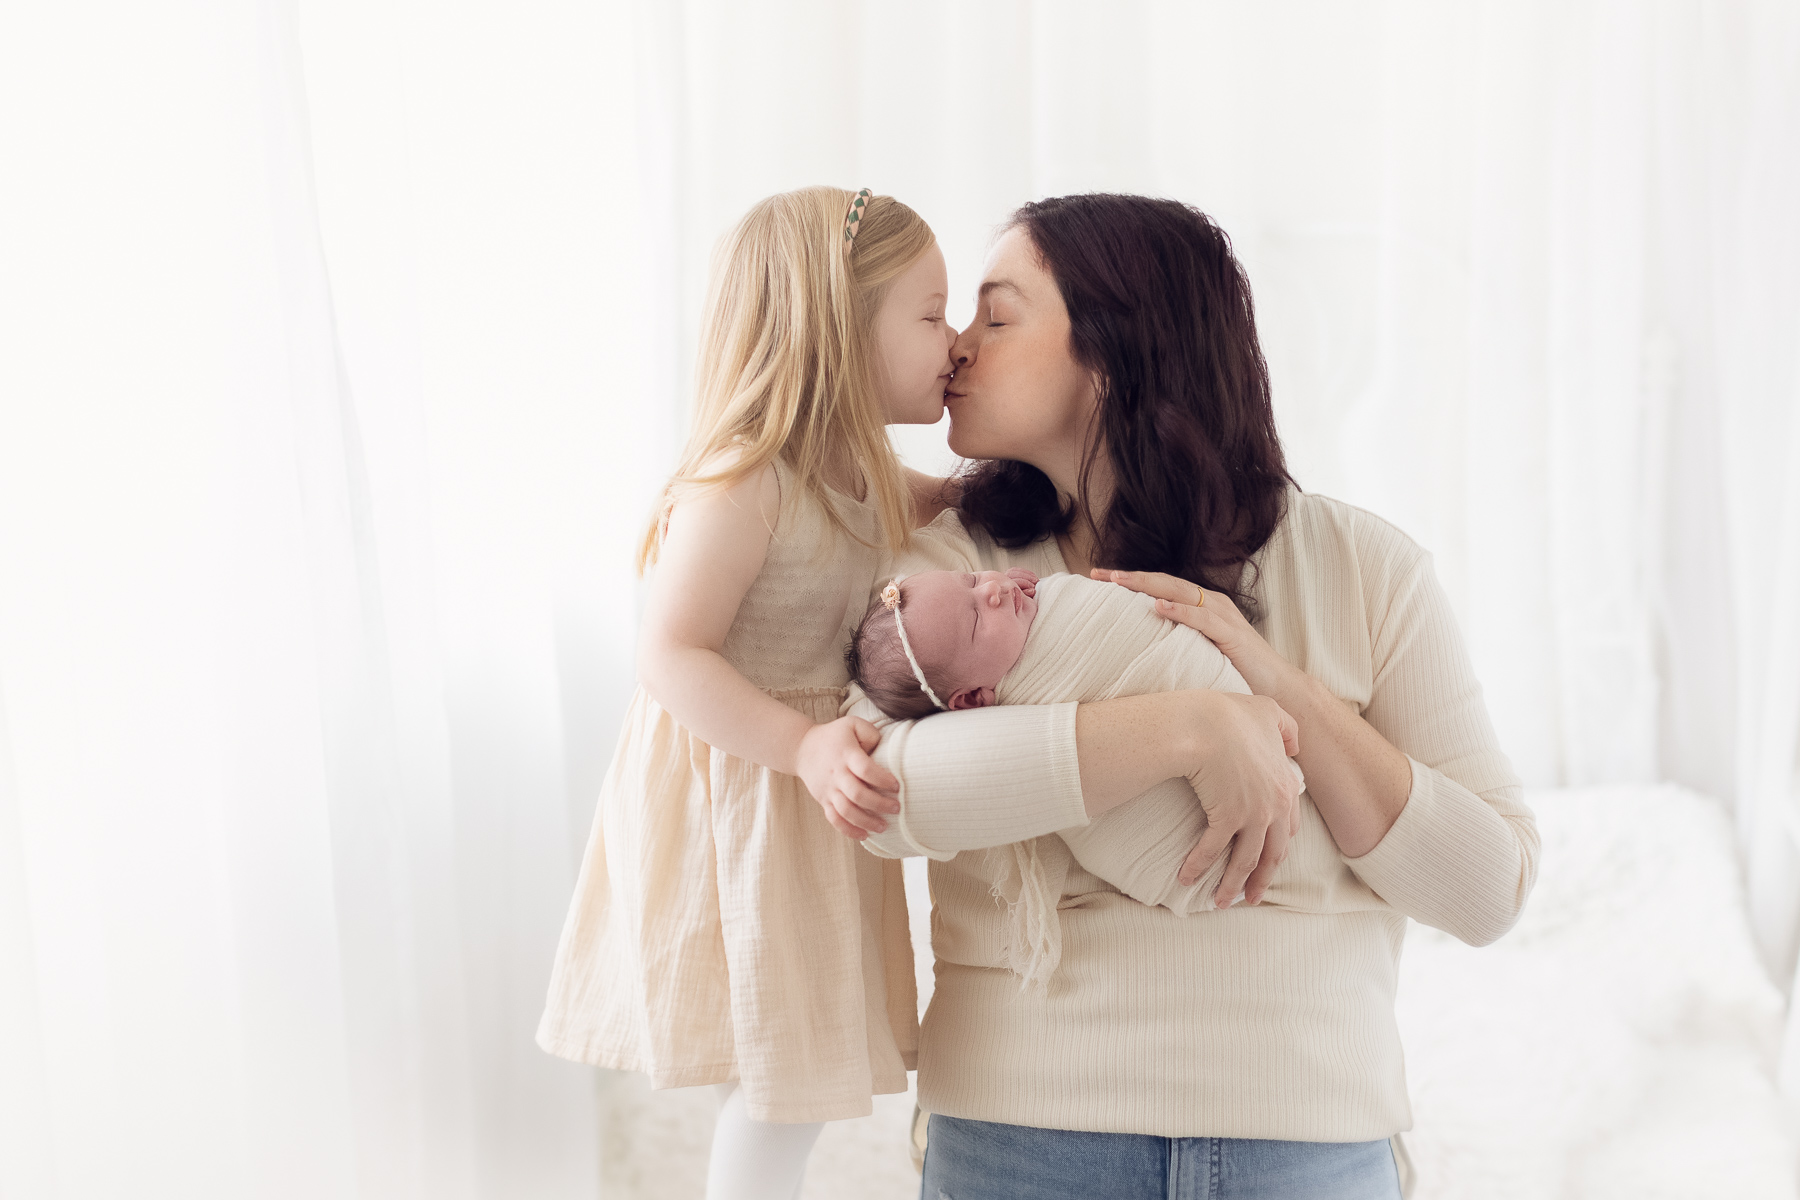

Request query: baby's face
[{"left": 903, "top": 568, "right": 1040, "bottom": 708}]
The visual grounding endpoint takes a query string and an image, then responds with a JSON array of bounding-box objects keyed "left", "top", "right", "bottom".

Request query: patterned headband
[
  {"left": 843, "top": 188, "right": 872, "bottom": 249},
  {"left": 879, "top": 578, "right": 947, "bottom": 711}
]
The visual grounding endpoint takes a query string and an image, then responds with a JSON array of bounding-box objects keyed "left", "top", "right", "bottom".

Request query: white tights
[{"left": 704, "top": 1082, "right": 825, "bottom": 1200}]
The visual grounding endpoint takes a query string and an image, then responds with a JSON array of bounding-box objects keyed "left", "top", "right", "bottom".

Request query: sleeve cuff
[
  {"left": 1342, "top": 756, "right": 1531, "bottom": 946},
  {"left": 865, "top": 701, "right": 1087, "bottom": 859}
]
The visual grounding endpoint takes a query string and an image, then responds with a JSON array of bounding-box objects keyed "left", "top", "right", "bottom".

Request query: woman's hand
[
  {"left": 1179, "top": 691, "right": 1304, "bottom": 907},
  {"left": 1092, "top": 569, "right": 1300, "bottom": 701},
  {"left": 794, "top": 716, "right": 900, "bottom": 841}
]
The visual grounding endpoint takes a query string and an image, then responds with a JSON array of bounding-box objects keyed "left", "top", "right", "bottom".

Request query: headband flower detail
[{"left": 882, "top": 576, "right": 947, "bottom": 711}]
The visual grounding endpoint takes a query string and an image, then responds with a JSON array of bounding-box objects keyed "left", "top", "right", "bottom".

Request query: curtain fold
[{"left": 1, "top": 0, "right": 643, "bottom": 1194}]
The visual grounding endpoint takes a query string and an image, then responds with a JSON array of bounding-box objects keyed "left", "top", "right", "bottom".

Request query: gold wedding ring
[{"left": 1194, "top": 585, "right": 1205, "bottom": 608}]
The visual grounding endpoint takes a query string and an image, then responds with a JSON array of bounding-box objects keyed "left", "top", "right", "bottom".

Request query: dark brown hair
[{"left": 957, "top": 194, "right": 1294, "bottom": 613}]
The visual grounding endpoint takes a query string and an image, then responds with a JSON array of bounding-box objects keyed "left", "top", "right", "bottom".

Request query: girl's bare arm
[{"left": 637, "top": 464, "right": 899, "bottom": 836}]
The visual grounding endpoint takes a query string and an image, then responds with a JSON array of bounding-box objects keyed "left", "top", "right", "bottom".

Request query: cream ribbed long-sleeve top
[{"left": 849, "top": 488, "right": 1539, "bottom": 1141}]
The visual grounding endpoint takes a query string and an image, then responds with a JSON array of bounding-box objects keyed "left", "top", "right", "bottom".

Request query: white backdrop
[{"left": 2, "top": 1, "right": 1797, "bottom": 1197}]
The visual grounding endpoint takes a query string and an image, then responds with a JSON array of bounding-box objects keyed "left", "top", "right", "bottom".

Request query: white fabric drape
[
  {"left": 2, "top": 2, "right": 1797, "bottom": 1197},
  {"left": 2, "top": 0, "right": 650, "bottom": 1195}
]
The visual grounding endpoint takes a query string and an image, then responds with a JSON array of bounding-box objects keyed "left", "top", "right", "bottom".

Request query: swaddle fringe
[{"left": 990, "top": 838, "right": 1062, "bottom": 991}]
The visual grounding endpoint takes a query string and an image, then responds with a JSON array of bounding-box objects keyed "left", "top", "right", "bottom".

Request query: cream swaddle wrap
[{"left": 993, "top": 573, "right": 1311, "bottom": 984}]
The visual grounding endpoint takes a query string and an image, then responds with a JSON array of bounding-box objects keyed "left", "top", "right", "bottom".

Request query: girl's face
[
  {"left": 944, "top": 227, "right": 1099, "bottom": 479},
  {"left": 874, "top": 242, "right": 956, "bottom": 425}
]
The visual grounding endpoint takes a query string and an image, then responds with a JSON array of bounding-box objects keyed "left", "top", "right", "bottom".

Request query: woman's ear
[{"left": 946, "top": 686, "right": 996, "bottom": 711}]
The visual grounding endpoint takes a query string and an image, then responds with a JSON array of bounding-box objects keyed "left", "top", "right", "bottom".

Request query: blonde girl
[{"left": 537, "top": 188, "right": 955, "bottom": 1200}]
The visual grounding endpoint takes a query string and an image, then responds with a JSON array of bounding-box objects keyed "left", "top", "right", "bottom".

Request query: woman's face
[
  {"left": 874, "top": 242, "right": 956, "bottom": 425},
  {"left": 944, "top": 227, "right": 1098, "bottom": 479}
]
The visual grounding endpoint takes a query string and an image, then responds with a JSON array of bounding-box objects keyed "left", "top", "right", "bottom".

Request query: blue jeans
[{"left": 920, "top": 1115, "right": 1403, "bottom": 1200}]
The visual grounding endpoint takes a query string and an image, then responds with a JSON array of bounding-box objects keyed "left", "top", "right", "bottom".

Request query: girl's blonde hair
[{"left": 638, "top": 186, "right": 935, "bottom": 571}]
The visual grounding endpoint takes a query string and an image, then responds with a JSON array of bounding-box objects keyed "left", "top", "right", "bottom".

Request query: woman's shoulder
[
  {"left": 903, "top": 467, "right": 960, "bottom": 527},
  {"left": 1266, "top": 489, "right": 1432, "bottom": 606},
  {"left": 884, "top": 506, "right": 1062, "bottom": 579},
  {"left": 959, "top": 515, "right": 1064, "bottom": 576},
  {"left": 891, "top": 507, "right": 981, "bottom": 575}
]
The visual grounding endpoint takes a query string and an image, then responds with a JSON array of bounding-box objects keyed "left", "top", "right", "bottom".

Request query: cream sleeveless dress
[{"left": 536, "top": 461, "right": 918, "bottom": 1123}]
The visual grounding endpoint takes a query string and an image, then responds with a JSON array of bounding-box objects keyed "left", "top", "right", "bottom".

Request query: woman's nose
[{"left": 950, "top": 323, "right": 976, "bottom": 368}]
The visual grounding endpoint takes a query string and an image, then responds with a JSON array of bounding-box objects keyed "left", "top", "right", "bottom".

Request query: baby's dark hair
[{"left": 845, "top": 584, "right": 950, "bottom": 721}]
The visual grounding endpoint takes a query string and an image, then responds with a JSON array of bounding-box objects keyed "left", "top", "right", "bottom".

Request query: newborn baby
[
  {"left": 846, "top": 567, "right": 1306, "bottom": 922},
  {"left": 850, "top": 568, "right": 1047, "bottom": 719}
]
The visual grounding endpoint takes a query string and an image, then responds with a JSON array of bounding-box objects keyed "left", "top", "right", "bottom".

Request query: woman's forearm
[
  {"left": 855, "top": 687, "right": 1295, "bottom": 865},
  {"left": 852, "top": 691, "right": 1217, "bottom": 857},
  {"left": 1075, "top": 692, "right": 1216, "bottom": 818},
  {"left": 1268, "top": 672, "right": 1411, "bottom": 858}
]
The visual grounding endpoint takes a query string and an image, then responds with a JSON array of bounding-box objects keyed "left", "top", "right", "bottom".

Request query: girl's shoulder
[
  {"left": 676, "top": 448, "right": 870, "bottom": 552},
  {"left": 677, "top": 445, "right": 784, "bottom": 534}
]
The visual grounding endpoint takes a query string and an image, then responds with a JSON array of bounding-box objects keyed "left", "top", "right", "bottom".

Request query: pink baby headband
[
  {"left": 880, "top": 577, "right": 947, "bottom": 711},
  {"left": 843, "top": 188, "right": 871, "bottom": 249}
]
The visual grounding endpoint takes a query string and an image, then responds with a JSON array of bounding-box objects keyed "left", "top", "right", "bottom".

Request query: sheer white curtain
[
  {"left": 1, "top": 0, "right": 649, "bottom": 1195},
  {"left": 2, "top": 2, "right": 1798, "bottom": 1198}
]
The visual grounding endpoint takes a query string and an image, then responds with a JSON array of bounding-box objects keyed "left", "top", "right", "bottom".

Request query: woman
[{"left": 826, "top": 194, "right": 1539, "bottom": 1199}]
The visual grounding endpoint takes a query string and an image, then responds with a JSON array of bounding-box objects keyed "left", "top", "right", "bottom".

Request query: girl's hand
[
  {"left": 795, "top": 716, "right": 901, "bottom": 841},
  {"left": 1092, "top": 569, "right": 1300, "bottom": 700},
  {"left": 1179, "top": 692, "right": 1304, "bottom": 907}
]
